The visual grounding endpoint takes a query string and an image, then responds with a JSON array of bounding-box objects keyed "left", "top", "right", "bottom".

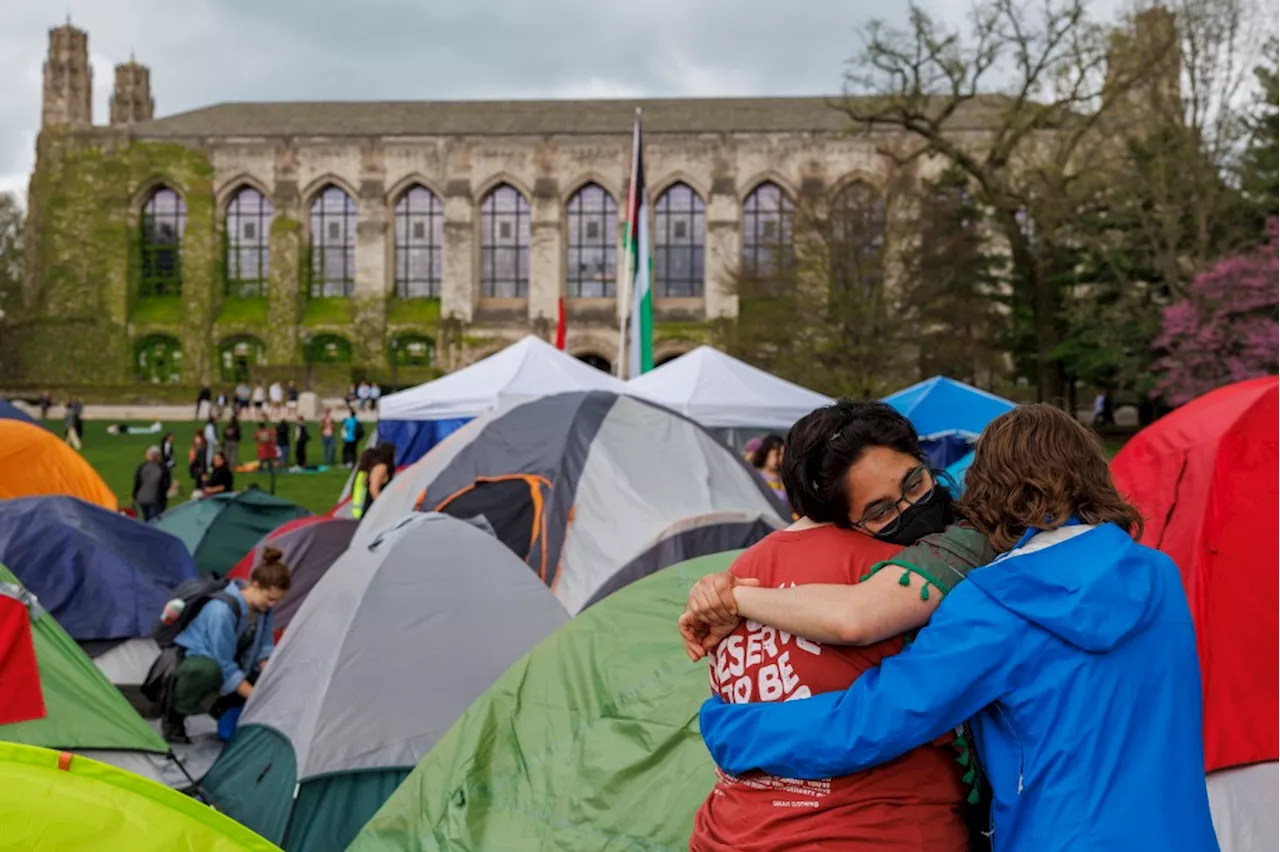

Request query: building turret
[
  {"left": 110, "top": 56, "right": 155, "bottom": 126},
  {"left": 41, "top": 19, "right": 93, "bottom": 129}
]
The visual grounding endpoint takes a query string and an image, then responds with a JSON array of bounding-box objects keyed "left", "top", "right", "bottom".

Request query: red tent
[
  {"left": 1111, "top": 376, "right": 1278, "bottom": 774},
  {"left": 0, "top": 590, "right": 45, "bottom": 726},
  {"left": 229, "top": 515, "right": 330, "bottom": 580}
]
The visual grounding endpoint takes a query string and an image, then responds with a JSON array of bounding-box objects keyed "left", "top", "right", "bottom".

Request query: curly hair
[{"left": 958, "top": 404, "right": 1144, "bottom": 551}]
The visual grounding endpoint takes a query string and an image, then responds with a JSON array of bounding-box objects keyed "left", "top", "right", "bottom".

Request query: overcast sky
[{"left": 2, "top": 0, "right": 1139, "bottom": 201}]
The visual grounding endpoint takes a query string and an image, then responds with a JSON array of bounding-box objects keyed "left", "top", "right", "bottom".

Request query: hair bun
[{"left": 261, "top": 546, "right": 284, "bottom": 565}]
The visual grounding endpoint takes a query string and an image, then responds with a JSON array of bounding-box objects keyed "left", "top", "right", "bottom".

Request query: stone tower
[
  {"left": 110, "top": 57, "right": 154, "bottom": 126},
  {"left": 1106, "top": 7, "right": 1181, "bottom": 118},
  {"left": 42, "top": 20, "right": 93, "bottom": 128}
]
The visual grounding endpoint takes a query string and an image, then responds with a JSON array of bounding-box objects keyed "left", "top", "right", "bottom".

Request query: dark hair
[
  {"left": 374, "top": 441, "right": 396, "bottom": 468},
  {"left": 355, "top": 448, "right": 380, "bottom": 475},
  {"left": 250, "top": 546, "right": 292, "bottom": 590},
  {"left": 749, "top": 434, "right": 785, "bottom": 469},
  {"left": 958, "top": 404, "right": 1145, "bottom": 551},
  {"left": 780, "top": 400, "right": 922, "bottom": 527}
]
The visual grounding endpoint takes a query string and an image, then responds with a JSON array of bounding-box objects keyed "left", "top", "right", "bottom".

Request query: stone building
[{"left": 13, "top": 21, "right": 1006, "bottom": 391}]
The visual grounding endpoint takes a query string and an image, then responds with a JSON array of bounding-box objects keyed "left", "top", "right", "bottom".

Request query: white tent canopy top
[
  {"left": 379, "top": 335, "right": 630, "bottom": 421},
  {"left": 626, "top": 345, "right": 833, "bottom": 430}
]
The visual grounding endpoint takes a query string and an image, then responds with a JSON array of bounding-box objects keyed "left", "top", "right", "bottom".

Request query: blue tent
[
  {"left": 0, "top": 398, "right": 39, "bottom": 427},
  {"left": 942, "top": 451, "right": 974, "bottom": 497},
  {"left": 883, "top": 377, "right": 1015, "bottom": 468},
  {"left": 0, "top": 496, "right": 198, "bottom": 642}
]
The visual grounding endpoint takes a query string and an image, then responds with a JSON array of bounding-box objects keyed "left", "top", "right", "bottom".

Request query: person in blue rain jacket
[{"left": 699, "top": 404, "right": 1219, "bottom": 852}]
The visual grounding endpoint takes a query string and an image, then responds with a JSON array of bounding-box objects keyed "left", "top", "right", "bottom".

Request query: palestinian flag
[{"left": 623, "top": 111, "right": 653, "bottom": 377}]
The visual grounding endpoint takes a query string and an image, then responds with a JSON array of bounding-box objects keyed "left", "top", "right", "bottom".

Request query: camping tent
[
  {"left": 0, "top": 743, "right": 279, "bottom": 851},
  {"left": 352, "top": 390, "right": 787, "bottom": 613},
  {"left": 0, "top": 496, "right": 197, "bottom": 643},
  {"left": 150, "top": 489, "right": 310, "bottom": 576},
  {"left": 350, "top": 550, "right": 735, "bottom": 852},
  {"left": 1111, "top": 376, "right": 1278, "bottom": 852},
  {"left": 942, "top": 451, "right": 974, "bottom": 496},
  {"left": 228, "top": 515, "right": 359, "bottom": 636},
  {"left": 882, "top": 377, "right": 1015, "bottom": 468},
  {"left": 377, "top": 335, "right": 631, "bottom": 466},
  {"left": 625, "top": 345, "right": 832, "bottom": 445},
  {"left": 200, "top": 513, "right": 569, "bottom": 852},
  {"left": 0, "top": 565, "right": 188, "bottom": 788},
  {"left": 0, "top": 420, "right": 116, "bottom": 509},
  {"left": 0, "top": 397, "right": 40, "bottom": 427}
]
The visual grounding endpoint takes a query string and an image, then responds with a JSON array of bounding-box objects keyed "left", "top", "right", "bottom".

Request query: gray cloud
[{"left": 2, "top": 0, "right": 1130, "bottom": 199}]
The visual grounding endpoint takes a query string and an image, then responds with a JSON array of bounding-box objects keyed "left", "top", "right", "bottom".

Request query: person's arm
[
  {"left": 132, "top": 465, "right": 142, "bottom": 501},
  {"left": 198, "top": 602, "right": 250, "bottom": 697},
  {"left": 681, "top": 524, "right": 997, "bottom": 655},
  {"left": 369, "top": 465, "right": 390, "bottom": 499},
  {"left": 699, "top": 582, "right": 1019, "bottom": 780}
]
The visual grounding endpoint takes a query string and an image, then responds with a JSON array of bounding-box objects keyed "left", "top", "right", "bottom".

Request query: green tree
[
  {"left": 1239, "top": 36, "right": 1279, "bottom": 221},
  {"left": 0, "top": 192, "right": 23, "bottom": 318},
  {"left": 898, "top": 168, "right": 1009, "bottom": 387}
]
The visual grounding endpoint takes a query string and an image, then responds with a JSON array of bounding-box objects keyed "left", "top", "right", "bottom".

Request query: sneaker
[{"left": 162, "top": 715, "right": 190, "bottom": 745}]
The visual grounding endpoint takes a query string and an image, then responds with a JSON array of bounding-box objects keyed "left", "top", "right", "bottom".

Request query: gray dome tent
[
  {"left": 199, "top": 513, "right": 569, "bottom": 852},
  {"left": 353, "top": 391, "right": 788, "bottom": 613}
]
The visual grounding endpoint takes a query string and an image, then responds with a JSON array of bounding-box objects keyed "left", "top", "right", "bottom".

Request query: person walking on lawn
[{"left": 132, "top": 446, "right": 171, "bottom": 521}]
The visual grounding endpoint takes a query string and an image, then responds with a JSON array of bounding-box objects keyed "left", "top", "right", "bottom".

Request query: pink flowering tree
[{"left": 1152, "top": 220, "right": 1279, "bottom": 406}]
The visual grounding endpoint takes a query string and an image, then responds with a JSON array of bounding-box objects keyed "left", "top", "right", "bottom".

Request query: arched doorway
[
  {"left": 218, "top": 335, "right": 266, "bottom": 383},
  {"left": 134, "top": 335, "right": 183, "bottom": 383},
  {"left": 577, "top": 353, "right": 611, "bottom": 373}
]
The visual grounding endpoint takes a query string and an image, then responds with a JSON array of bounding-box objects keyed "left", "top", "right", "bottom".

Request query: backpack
[{"left": 152, "top": 575, "right": 242, "bottom": 648}]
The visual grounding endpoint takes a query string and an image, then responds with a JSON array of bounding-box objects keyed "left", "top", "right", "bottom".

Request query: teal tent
[
  {"left": 943, "top": 451, "right": 974, "bottom": 496},
  {"left": 350, "top": 551, "right": 735, "bottom": 852},
  {"left": 150, "top": 489, "right": 309, "bottom": 576}
]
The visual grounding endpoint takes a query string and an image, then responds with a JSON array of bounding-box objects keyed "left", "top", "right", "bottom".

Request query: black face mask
[{"left": 872, "top": 486, "right": 954, "bottom": 546}]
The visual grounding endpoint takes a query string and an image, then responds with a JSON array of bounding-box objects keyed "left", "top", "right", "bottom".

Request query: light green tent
[
  {"left": 0, "top": 742, "right": 279, "bottom": 851},
  {"left": 0, "top": 565, "right": 174, "bottom": 782},
  {"left": 350, "top": 551, "right": 735, "bottom": 852},
  {"left": 150, "top": 488, "right": 309, "bottom": 576}
]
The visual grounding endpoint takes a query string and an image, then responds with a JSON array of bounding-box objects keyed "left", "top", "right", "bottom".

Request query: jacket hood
[{"left": 967, "top": 523, "right": 1159, "bottom": 652}]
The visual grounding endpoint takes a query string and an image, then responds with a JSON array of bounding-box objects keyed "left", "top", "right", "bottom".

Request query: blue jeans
[{"left": 322, "top": 435, "right": 336, "bottom": 466}]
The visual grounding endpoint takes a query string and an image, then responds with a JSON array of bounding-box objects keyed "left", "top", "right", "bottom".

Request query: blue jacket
[
  {"left": 174, "top": 580, "right": 275, "bottom": 696},
  {"left": 700, "top": 523, "right": 1219, "bottom": 852}
]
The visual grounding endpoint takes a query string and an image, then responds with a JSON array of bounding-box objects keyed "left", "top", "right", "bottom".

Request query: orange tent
[{"left": 0, "top": 421, "right": 116, "bottom": 511}]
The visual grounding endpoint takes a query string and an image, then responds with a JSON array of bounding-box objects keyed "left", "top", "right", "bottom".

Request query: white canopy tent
[
  {"left": 627, "top": 346, "right": 832, "bottom": 442},
  {"left": 380, "top": 335, "right": 629, "bottom": 421}
]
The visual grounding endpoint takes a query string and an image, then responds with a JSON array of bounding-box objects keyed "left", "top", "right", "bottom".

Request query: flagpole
[{"left": 615, "top": 107, "right": 641, "bottom": 379}]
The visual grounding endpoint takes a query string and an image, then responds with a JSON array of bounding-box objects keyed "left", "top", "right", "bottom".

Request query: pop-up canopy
[
  {"left": 377, "top": 336, "right": 631, "bottom": 465},
  {"left": 627, "top": 346, "right": 832, "bottom": 433},
  {"left": 883, "top": 377, "right": 1015, "bottom": 468}
]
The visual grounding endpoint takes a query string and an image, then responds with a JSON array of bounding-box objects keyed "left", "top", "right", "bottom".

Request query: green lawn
[{"left": 48, "top": 420, "right": 350, "bottom": 515}]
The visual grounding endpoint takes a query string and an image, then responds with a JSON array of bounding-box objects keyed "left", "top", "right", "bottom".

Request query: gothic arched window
[
  {"left": 565, "top": 183, "right": 618, "bottom": 298},
  {"left": 653, "top": 182, "right": 705, "bottom": 298},
  {"left": 308, "top": 185, "right": 356, "bottom": 298},
  {"left": 479, "top": 184, "right": 530, "bottom": 298},
  {"left": 828, "top": 182, "right": 887, "bottom": 295},
  {"left": 393, "top": 185, "right": 443, "bottom": 298},
  {"left": 225, "top": 186, "right": 273, "bottom": 297},
  {"left": 140, "top": 187, "right": 186, "bottom": 298},
  {"left": 741, "top": 182, "right": 794, "bottom": 278}
]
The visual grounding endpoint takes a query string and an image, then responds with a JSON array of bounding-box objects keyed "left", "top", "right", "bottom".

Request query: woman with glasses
[{"left": 684, "top": 400, "right": 989, "bottom": 852}]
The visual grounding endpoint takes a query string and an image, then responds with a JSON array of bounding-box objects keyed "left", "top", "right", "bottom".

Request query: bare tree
[
  {"left": 837, "top": 0, "right": 1179, "bottom": 404},
  {"left": 0, "top": 193, "right": 23, "bottom": 318}
]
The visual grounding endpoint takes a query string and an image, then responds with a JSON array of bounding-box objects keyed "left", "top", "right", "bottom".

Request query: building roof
[{"left": 129, "top": 95, "right": 1009, "bottom": 139}]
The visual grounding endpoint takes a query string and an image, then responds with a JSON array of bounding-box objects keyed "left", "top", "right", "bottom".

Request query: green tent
[
  {"left": 0, "top": 565, "right": 171, "bottom": 775},
  {"left": 350, "top": 551, "right": 735, "bottom": 852},
  {"left": 150, "top": 489, "right": 309, "bottom": 576},
  {"left": 0, "top": 742, "right": 280, "bottom": 851}
]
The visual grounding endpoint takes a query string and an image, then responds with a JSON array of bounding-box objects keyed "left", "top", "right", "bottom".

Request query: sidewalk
[{"left": 14, "top": 400, "right": 380, "bottom": 423}]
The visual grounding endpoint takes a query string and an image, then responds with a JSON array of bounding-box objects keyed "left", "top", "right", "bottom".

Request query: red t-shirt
[{"left": 690, "top": 525, "right": 968, "bottom": 852}]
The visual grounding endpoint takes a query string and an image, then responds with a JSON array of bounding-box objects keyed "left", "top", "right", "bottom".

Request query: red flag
[
  {"left": 554, "top": 297, "right": 567, "bottom": 350},
  {"left": 0, "top": 594, "right": 45, "bottom": 726}
]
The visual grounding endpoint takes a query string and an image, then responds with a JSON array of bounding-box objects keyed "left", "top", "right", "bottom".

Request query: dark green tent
[
  {"left": 349, "top": 551, "right": 735, "bottom": 852},
  {"left": 150, "top": 489, "right": 309, "bottom": 576}
]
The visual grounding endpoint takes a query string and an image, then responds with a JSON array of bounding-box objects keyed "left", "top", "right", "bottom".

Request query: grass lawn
[{"left": 48, "top": 420, "right": 350, "bottom": 515}]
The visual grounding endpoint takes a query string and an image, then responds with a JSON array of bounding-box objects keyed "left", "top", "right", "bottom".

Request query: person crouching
[{"left": 163, "top": 548, "right": 290, "bottom": 743}]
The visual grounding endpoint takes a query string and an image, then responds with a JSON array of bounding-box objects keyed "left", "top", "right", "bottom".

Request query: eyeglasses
[{"left": 851, "top": 464, "right": 936, "bottom": 535}]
